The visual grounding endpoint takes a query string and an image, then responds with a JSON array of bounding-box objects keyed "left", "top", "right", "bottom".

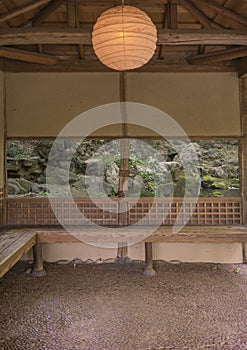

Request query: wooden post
[
  {"left": 32, "top": 243, "right": 47, "bottom": 276},
  {"left": 117, "top": 138, "right": 129, "bottom": 259},
  {"left": 117, "top": 72, "right": 129, "bottom": 260},
  {"left": 143, "top": 242, "right": 156, "bottom": 277},
  {"left": 240, "top": 77, "right": 247, "bottom": 263}
]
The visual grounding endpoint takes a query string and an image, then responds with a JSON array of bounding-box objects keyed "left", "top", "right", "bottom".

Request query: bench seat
[
  {"left": 1, "top": 225, "right": 247, "bottom": 278},
  {"left": 36, "top": 225, "right": 247, "bottom": 244},
  {"left": 0, "top": 229, "right": 36, "bottom": 278}
]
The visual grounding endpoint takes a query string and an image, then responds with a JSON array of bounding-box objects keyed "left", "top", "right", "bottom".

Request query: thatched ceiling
[{"left": 0, "top": 0, "right": 246, "bottom": 73}]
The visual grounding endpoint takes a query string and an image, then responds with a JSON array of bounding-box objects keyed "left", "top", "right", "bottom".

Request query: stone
[
  {"left": 103, "top": 258, "right": 115, "bottom": 264},
  {"left": 105, "top": 162, "right": 119, "bottom": 186},
  {"left": 8, "top": 178, "right": 33, "bottom": 195},
  {"left": 143, "top": 268, "right": 156, "bottom": 277},
  {"left": 85, "top": 259, "right": 94, "bottom": 264},
  {"left": 86, "top": 159, "right": 104, "bottom": 176},
  {"left": 30, "top": 269, "right": 47, "bottom": 277},
  {"left": 72, "top": 258, "right": 83, "bottom": 265},
  {"left": 8, "top": 182, "right": 20, "bottom": 195},
  {"left": 31, "top": 184, "right": 46, "bottom": 194},
  {"left": 128, "top": 175, "right": 145, "bottom": 196},
  {"left": 165, "top": 161, "right": 181, "bottom": 171},
  {"left": 56, "top": 260, "right": 70, "bottom": 265},
  {"left": 96, "top": 258, "right": 103, "bottom": 264},
  {"left": 156, "top": 183, "right": 173, "bottom": 197}
]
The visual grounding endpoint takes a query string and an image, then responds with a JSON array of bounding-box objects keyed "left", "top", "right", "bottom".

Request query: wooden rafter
[
  {"left": 160, "top": 1, "right": 177, "bottom": 59},
  {"left": 67, "top": 0, "right": 84, "bottom": 60},
  {"left": 0, "top": 0, "right": 50, "bottom": 24},
  {"left": 0, "top": 28, "right": 246, "bottom": 46},
  {"left": 31, "top": 0, "right": 65, "bottom": 26},
  {"left": 67, "top": 0, "right": 76, "bottom": 27},
  {"left": 187, "top": 46, "right": 247, "bottom": 64},
  {"left": 0, "top": 46, "right": 58, "bottom": 64},
  {"left": 179, "top": 0, "right": 221, "bottom": 29},
  {"left": 192, "top": 0, "right": 247, "bottom": 27}
]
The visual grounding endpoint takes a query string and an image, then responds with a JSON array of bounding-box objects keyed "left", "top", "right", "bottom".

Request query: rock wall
[{"left": 7, "top": 140, "right": 239, "bottom": 198}]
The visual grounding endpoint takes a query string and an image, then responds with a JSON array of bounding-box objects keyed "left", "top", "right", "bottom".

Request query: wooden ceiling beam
[
  {"left": 187, "top": 46, "right": 247, "bottom": 64},
  {"left": 2, "top": 59, "right": 238, "bottom": 73},
  {"left": 0, "top": 0, "right": 50, "bottom": 24},
  {"left": 31, "top": 0, "right": 65, "bottom": 26},
  {"left": 0, "top": 46, "right": 58, "bottom": 64},
  {"left": 179, "top": 0, "right": 221, "bottom": 29},
  {"left": 0, "top": 28, "right": 246, "bottom": 46},
  {"left": 192, "top": 0, "right": 247, "bottom": 27}
]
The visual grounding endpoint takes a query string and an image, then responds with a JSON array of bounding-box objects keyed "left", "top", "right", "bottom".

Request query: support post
[
  {"left": 240, "top": 77, "right": 247, "bottom": 263},
  {"left": 32, "top": 243, "right": 46, "bottom": 276},
  {"left": 143, "top": 242, "right": 156, "bottom": 277},
  {"left": 117, "top": 72, "right": 129, "bottom": 261},
  {"left": 242, "top": 242, "right": 247, "bottom": 263}
]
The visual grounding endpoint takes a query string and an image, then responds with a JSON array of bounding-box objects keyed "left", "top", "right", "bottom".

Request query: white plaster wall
[{"left": 23, "top": 242, "right": 243, "bottom": 264}]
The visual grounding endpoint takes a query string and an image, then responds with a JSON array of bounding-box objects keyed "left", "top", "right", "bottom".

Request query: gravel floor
[{"left": 0, "top": 261, "right": 247, "bottom": 350}]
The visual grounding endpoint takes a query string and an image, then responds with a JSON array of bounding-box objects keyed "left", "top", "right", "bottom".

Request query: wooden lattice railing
[{"left": 7, "top": 197, "right": 242, "bottom": 226}]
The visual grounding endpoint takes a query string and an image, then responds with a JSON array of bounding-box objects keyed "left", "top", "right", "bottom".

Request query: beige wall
[
  {"left": 6, "top": 72, "right": 120, "bottom": 137},
  {"left": 126, "top": 73, "right": 241, "bottom": 137},
  {"left": 24, "top": 242, "right": 243, "bottom": 264},
  {"left": 0, "top": 70, "right": 4, "bottom": 187},
  {"left": 6, "top": 72, "right": 240, "bottom": 137}
]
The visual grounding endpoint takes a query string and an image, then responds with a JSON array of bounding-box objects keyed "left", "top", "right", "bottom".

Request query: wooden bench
[
  {"left": 0, "top": 229, "right": 38, "bottom": 278},
  {"left": 1, "top": 225, "right": 247, "bottom": 278}
]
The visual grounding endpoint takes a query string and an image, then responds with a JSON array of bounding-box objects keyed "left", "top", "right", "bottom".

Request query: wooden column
[
  {"left": 117, "top": 138, "right": 129, "bottom": 258},
  {"left": 3, "top": 72, "right": 8, "bottom": 226},
  {"left": 117, "top": 72, "right": 129, "bottom": 259},
  {"left": 143, "top": 242, "right": 156, "bottom": 277},
  {"left": 240, "top": 77, "right": 247, "bottom": 263},
  {"left": 32, "top": 243, "right": 47, "bottom": 276}
]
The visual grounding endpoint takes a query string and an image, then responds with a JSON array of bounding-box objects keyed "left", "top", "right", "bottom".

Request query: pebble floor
[{"left": 0, "top": 261, "right": 247, "bottom": 350}]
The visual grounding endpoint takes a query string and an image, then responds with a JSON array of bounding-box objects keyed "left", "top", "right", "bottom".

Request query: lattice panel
[
  {"left": 7, "top": 197, "right": 242, "bottom": 226},
  {"left": 7, "top": 198, "right": 118, "bottom": 226},
  {"left": 0, "top": 187, "right": 3, "bottom": 225},
  {"left": 128, "top": 198, "right": 242, "bottom": 226}
]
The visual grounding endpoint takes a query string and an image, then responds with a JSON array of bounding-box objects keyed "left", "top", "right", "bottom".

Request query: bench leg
[
  {"left": 143, "top": 242, "right": 156, "bottom": 277},
  {"left": 243, "top": 243, "right": 247, "bottom": 264},
  {"left": 31, "top": 243, "right": 46, "bottom": 277}
]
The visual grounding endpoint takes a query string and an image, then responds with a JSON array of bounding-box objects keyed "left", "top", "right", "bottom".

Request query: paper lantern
[{"left": 92, "top": 5, "right": 157, "bottom": 71}]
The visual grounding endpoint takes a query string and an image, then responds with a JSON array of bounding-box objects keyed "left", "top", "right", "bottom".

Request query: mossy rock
[{"left": 202, "top": 175, "right": 228, "bottom": 190}]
